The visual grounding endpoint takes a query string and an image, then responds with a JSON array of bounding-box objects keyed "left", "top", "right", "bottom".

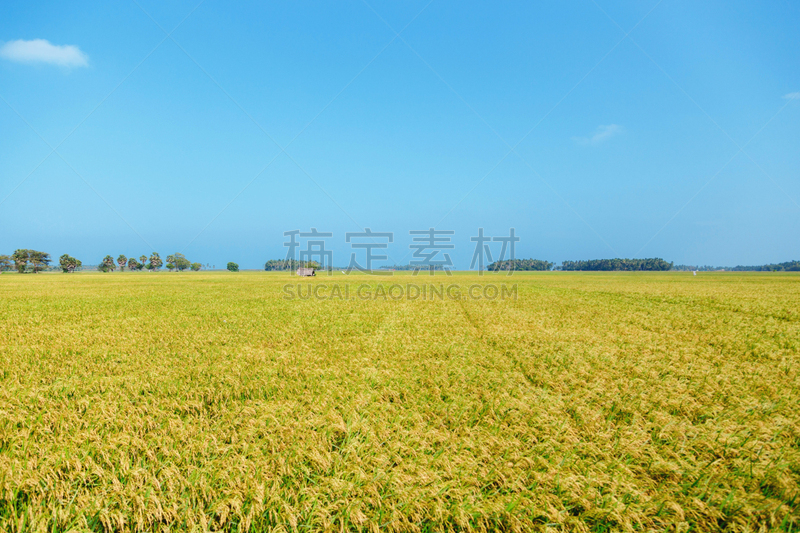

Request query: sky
[{"left": 1, "top": 0, "right": 798, "bottom": 269}]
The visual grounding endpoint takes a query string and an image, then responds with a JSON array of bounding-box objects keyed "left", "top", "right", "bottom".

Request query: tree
[
  {"left": 177, "top": 255, "right": 191, "bottom": 271},
  {"left": 59, "top": 254, "right": 81, "bottom": 273},
  {"left": 148, "top": 252, "right": 162, "bottom": 272},
  {"left": 174, "top": 253, "right": 191, "bottom": 271},
  {"left": 190, "top": 262, "right": 201, "bottom": 271},
  {"left": 117, "top": 255, "right": 127, "bottom": 272},
  {"left": 227, "top": 262, "right": 239, "bottom": 272},
  {"left": 165, "top": 253, "right": 191, "bottom": 272},
  {"left": 0, "top": 255, "right": 12, "bottom": 272},
  {"left": 127, "top": 257, "right": 139, "bottom": 271},
  {"left": 139, "top": 256, "right": 148, "bottom": 270},
  {"left": 99, "top": 255, "right": 116, "bottom": 272},
  {"left": 23, "top": 250, "right": 50, "bottom": 273},
  {"left": 12, "top": 249, "right": 29, "bottom": 273}
]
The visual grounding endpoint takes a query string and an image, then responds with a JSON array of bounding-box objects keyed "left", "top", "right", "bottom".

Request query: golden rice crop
[{"left": 0, "top": 271, "right": 798, "bottom": 532}]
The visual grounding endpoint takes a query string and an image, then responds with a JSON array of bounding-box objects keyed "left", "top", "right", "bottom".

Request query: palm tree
[
  {"left": 101, "top": 255, "right": 115, "bottom": 272},
  {"left": 148, "top": 252, "right": 162, "bottom": 272},
  {"left": 59, "top": 254, "right": 81, "bottom": 273},
  {"left": 117, "top": 255, "right": 127, "bottom": 272}
]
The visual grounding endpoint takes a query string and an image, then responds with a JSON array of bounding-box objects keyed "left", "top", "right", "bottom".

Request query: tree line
[
  {"left": 263, "top": 257, "right": 670, "bottom": 272},
  {"left": 487, "top": 259, "right": 554, "bottom": 271},
  {"left": 97, "top": 253, "right": 202, "bottom": 272},
  {"left": 477, "top": 257, "right": 671, "bottom": 271},
  {"left": 671, "top": 260, "right": 800, "bottom": 272},
  {"left": 727, "top": 260, "right": 800, "bottom": 272},
  {"left": 266, "top": 257, "right": 799, "bottom": 272},
  {"left": 264, "top": 259, "right": 320, "bottom": 271},
  {"left": 5, "top": 252, "right": 798, "bottom": 274},
  {"left": 559, "top": 258, "right": 673, "bottom": 271},
  {"left": 260, "top": 257, "right": 675, "bottom": 272},
  {"left": 0, "top": 250, "right": 204, "bottom": 273}
]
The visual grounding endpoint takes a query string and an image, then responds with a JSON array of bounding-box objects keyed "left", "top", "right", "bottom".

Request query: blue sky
[{"left": 1, "top": 0, "right": 798, "bottom": 269}]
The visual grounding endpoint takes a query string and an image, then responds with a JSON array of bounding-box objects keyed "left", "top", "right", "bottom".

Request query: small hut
[{"left": 296, "top": 267, "right": 315, "bottom": 277}]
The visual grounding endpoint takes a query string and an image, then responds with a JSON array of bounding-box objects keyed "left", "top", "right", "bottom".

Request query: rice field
[{"left": 0, "top": 271, "right": 798, "bottom": 532}]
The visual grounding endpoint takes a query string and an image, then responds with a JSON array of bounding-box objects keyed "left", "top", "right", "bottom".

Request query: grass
[{"left": 0, "top": 271, "right": 798, "bottom": 532}]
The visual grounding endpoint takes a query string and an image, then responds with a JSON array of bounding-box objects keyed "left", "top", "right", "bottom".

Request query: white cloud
[
  {"left": 572, "top": 124, "right": 623, "bottom": 145},
  {"left": 783, "top": 92, "right": 800, "bottom": 100},
  {"left": 0, "top": 39, "right": 88, "bottom": 68}
]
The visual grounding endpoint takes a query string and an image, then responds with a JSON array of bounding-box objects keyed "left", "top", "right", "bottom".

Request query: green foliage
[
  {"left": 29, "top": 251, "right": 51, "bottom": 273},
  {"left": 59, "top": 254, "right": 82, "bottom": 273},
  {"left": 559, "top": 258, "right": 672, "bottom": 271},
  {"left": 671, "top": 265, "right": 722, "bottom": 272},
  {"left": 166, "top": 253, "right": 191, "bottom": 272},
  {"left": 98, "top": 255, "right": 116, "bottom": 272},
  {"left": 190, "top": 262, "right": 202, "bottom": 271},
  {"left": 127, "top": 257, "right": 140, "bottom": 271},
  {"left": 117, "top": 255, "right": 127, "bottom": 272},
  {"left": 12, "top": 249, "right": 30, "bottom": 273},
  {"left": 0, "top": 254, "right": 12, "bottom": 272},
  {"left": 487, "top": 258, "right": 554, "bottom": 271},
  {"left": 148, "top": 252, "right": 163, "bottom": 271},
  {"left": 729, "top": 260, "right": 800, "bottom": 272},
  {"left": 12, "top": 249, "right": 51, "bottom": 273},
  {"left": 673, "top": 261, "right": 800, "bottom": 272},
  {"left": 174, "top": 253, "right": 191, "bottom": 271},
  {"left": 227, "top": 262, "right": 239, "bottom": 272},
  {"left": 264, "top": 259, "right": 319, "bottom": 271}
]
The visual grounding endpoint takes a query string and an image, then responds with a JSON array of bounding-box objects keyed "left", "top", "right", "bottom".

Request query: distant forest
[
  {"left": 487, "top": 259, "right": 554, "bottom": 271},
  {"left": 559, "top": 258, "right": 673, "bottom": 271},
  {"left": 673, "top": 260, "right": 800, "bottom": 272},
  {"left": 264, "top": 259, "right": 321, "bottom": 271}
]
